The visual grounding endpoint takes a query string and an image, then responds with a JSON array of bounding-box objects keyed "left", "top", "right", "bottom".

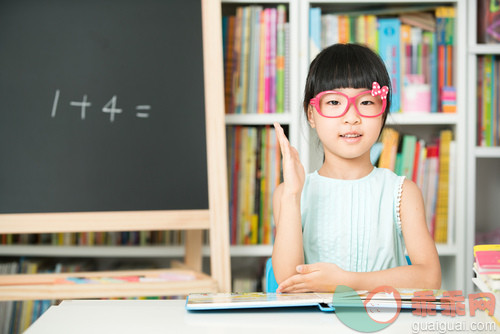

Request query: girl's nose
[{"left": 343, "top": 103, "right": 361, "bottom": 124}]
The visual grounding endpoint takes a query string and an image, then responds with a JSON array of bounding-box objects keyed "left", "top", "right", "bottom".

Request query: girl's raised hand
[{"left": 274, "top": 122, "right": 305, "bottom": 196}]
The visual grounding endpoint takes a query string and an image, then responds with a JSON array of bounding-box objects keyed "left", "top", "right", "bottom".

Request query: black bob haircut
[{"left": 303, "top": 43, "right": 392, "bottom": 127}]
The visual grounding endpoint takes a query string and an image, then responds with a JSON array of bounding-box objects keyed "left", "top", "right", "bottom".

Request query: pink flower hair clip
[{"left": 371, "top": 82, "right": 389, "bottom": 100}]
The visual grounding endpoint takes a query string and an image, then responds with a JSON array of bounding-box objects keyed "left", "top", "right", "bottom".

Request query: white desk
[{"left": 25, "top": 299, "right": 499, "bottom": 334}]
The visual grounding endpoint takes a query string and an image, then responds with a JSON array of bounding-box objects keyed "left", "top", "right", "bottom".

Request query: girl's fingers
[
  {"left": 274, "top": 123, "right": 287, "bottom": 156},
  {"left": 274, "top": 122, "right": 291, "bottom": 157},
  {"left": 280, "top": 282, "right": 309, "bottom": 293}
]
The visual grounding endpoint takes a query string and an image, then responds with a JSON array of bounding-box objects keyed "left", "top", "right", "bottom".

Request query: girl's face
[{"left": 307, "top": 87, "right": 384, "bottom": 162}]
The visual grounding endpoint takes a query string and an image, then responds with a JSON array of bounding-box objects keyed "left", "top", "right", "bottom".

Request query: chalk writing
[{"left": 51, "top": 90, "right": 151, "bottom": 122}]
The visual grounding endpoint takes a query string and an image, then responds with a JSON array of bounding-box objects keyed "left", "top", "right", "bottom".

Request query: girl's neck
[{"left": 318, "top": 154, "right": 374, "bottom": 180}]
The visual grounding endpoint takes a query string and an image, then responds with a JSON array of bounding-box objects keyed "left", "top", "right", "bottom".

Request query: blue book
[
  {"left": 423, "top": 31, "right": 438, "bottom": 113},
  {"left": 247, "top": 7, "right": 262, "bottom": 114},
  {"left": 378, "top": 18, "right": 401, "bottom": 113},
  {"left": 309, "top": 7, "right": 322, "bottom": 63}
]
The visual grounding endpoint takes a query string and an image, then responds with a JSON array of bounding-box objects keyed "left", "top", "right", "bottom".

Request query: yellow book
[
  {"left": 246, "top": 128, "right": 257, "bottom": 244},
  {"left": 474, "top": 244, "right": 500, "bottom": 257},
  {"left": 434, "top": 130, "right": 452, "bottom": 243},
  {"left": 365, "top": 15, "right": 378, "bottom": 52},
  {"left": 378, "top": 128, "right": 400, "bottom": 171},
  {"left": 355, "top": 15, "right": 366, "bottom": 45}
]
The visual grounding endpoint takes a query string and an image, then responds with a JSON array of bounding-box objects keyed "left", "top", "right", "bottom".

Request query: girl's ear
[{"left": 307, "top": 105, "right": 316, "bottom": 128}]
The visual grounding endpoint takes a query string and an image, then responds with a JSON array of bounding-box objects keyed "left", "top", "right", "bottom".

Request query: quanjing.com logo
[{"left": 331, "top": 285, "right": 496, "bottom": 333}]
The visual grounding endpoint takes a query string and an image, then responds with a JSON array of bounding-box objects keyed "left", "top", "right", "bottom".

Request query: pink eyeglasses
[{"left": 309, "top": 82, "right": 389, "bottom": 118}]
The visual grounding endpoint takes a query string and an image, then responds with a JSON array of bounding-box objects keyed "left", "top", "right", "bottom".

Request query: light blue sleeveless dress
[{"left": 301, "top": 167, "right": 408, "bottom": 272}]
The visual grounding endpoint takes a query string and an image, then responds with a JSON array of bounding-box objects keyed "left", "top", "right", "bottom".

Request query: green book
[{"left": 400, "top": 135, "right": 417, "bottom": 179}]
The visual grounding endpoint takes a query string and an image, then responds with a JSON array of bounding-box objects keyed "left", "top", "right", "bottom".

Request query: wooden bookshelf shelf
[
  {"left": 0, "top": 244, "right": 274, "bottom": 258},
  {"left": 225, "top": 113, "right": 292, "bottom": 125},
  {"left": 475, "top": 147, "right": 500, "bottom": 158},
  {"left": 0, "top": 268, "right": 217, "bottom": 301},
  {"left": 469, "top": 44, "right": 500, "bottom": 54},
  {"left": 386, "top": 113, "right": 458, "bottom": 125}
]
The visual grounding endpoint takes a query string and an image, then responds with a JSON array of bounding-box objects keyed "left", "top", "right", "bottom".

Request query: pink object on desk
[{"left": 476, "top": 250, "right": 500, "bottom": 270}]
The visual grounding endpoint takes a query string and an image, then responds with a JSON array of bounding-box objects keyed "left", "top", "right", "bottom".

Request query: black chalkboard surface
[{"left": 0, "top": 0, "right": 208, "bottom": 213}]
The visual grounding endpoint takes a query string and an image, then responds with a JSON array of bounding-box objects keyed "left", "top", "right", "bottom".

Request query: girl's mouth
[{"left": 340, "top": 133, "right": 362, "bottom": 138}]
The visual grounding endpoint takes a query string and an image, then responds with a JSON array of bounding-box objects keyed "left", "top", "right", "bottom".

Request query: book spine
[
  {"left": 400, "top": 135, "right": 417, "bottom": 179},
  {"left": 232, "top": 7, "right": 243, "bottom": 114},
  {"left": 240, "top": 7, "right": 251, "bottom": 114},
  {"left": 484, "top": 55, "right": 493, "bottom": 146},
  {"left": 309, "top": 7, "right": 322, "bottom": 63},
  {"left": 269, "top": 8, "right": 277, "bottom": 114},
  {"left": 378, "top": 18, "right": 401, "bottom": 113},
  {"left": 247, "top": 7, "right": 262, "bottom": 115},
  {"left": 276, "top": 5, "right": 286, "bottom": 114},
  {"left": 434, "top": 130, "right": 452, "bottom": 243},
  {"left": 424, "top": 145, "right": 440, "bottom": 237}
]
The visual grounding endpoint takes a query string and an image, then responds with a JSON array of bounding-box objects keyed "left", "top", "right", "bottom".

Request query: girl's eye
[
  {"left": 326, "top": 100, "right": 341, "bottom": 105},
  {"left": 359, "top": 99, "right": 374, "bottom": 105}
]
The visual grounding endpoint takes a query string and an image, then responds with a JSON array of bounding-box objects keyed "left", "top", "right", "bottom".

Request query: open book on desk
[{"left": 185, "top": 289, "right": 450, "bottom": 312}]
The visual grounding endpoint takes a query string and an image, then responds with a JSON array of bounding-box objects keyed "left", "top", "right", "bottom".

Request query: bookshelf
[
  {"left": 466, "top": 0, "right": 500, "bottom": 294},
  {"left": 0, "top": 0, "right": 230, "bottom": 302}
]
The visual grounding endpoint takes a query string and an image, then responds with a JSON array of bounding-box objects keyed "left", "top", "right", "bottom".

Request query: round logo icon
[{"left": 332, "top": 285, "right": 402, "bottom": 332}]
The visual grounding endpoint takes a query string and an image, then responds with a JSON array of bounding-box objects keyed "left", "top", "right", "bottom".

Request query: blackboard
[{"left": 0, "top": 0, "right": 209, "bottom": 213}]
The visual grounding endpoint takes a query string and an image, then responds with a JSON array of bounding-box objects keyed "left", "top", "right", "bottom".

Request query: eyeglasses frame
[{"left": 309, "top": 90, "right": 387, "bottom": 118}]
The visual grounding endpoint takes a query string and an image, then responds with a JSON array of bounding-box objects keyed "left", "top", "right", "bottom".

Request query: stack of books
[{"left": 473, "top": 244, "right": 500, "bottom": 294}]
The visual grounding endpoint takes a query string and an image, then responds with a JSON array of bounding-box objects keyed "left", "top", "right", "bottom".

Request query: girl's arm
[
  {"left": 276, "top": 179, "right": 441, "bottom": 292},
  {"left": 271, "top": 123, "right": 306, "bottom": 283}
]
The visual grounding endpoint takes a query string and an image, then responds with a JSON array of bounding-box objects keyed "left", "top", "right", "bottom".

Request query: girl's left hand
[{"left": 276, "top": 262, "right": 348, "bottom": 293}]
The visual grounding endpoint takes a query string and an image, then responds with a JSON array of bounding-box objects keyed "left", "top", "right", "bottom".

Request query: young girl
[{"left": 272, "top": 43, "right": 441, "bottom": 293}]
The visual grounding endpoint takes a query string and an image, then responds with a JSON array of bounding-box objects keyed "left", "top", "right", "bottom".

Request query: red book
[
  {"left": 412, "top": 140, "right": 421, "bottom": 183},
  {"left": 476, "top": 250, "right": 500, "bottom": 271}
]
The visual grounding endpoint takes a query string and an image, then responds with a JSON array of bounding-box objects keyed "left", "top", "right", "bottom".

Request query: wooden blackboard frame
[{"left": 0, "top": 0, "right": 231, "bottom": 296}]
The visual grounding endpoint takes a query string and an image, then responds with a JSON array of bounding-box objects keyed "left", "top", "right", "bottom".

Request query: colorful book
[
  {"left": 365, "top": 15, "right": 378, "bottom": 52},
  {"left": 483, "top": 55, "right": 494, "bottom": 146},
  {"left": 309, "top": 7, "right": 322, "bottom": 63},
  {"left": 232, "top": 7, "right": 244, "bottom": 114},
  {"left": 378, "top": 18, "right": 401, "bottom": 113},
  {"left": 269, "top": 8, "right": 277, "bottom": 114},
  {"left": 378, "top": 127, "right": 400, "bottom": 171},
  {"left": 435, "top": 7, "right": 455, "bottom": 113},
  {"left": 400, "top": 135, "right": 417, "bottom": 179},
  {"left": 424, "top": 145, "right": 439, "bottom": 236},
  {"left": 239, "top": 7, "right": 252, "bottom": 114},
  {"left": 276, "top": 5, "right": 286, "bottom": 114},
  {"left": 247, "top": 6, "right": 262, "bottom": 115},
  {"left": 434, "top": 130, "right": 452, "bottom": 243}
]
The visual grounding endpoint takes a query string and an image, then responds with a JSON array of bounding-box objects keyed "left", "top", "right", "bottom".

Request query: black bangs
[{"left": 311, "top": 44, "right": 391, "bottom": 93}]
